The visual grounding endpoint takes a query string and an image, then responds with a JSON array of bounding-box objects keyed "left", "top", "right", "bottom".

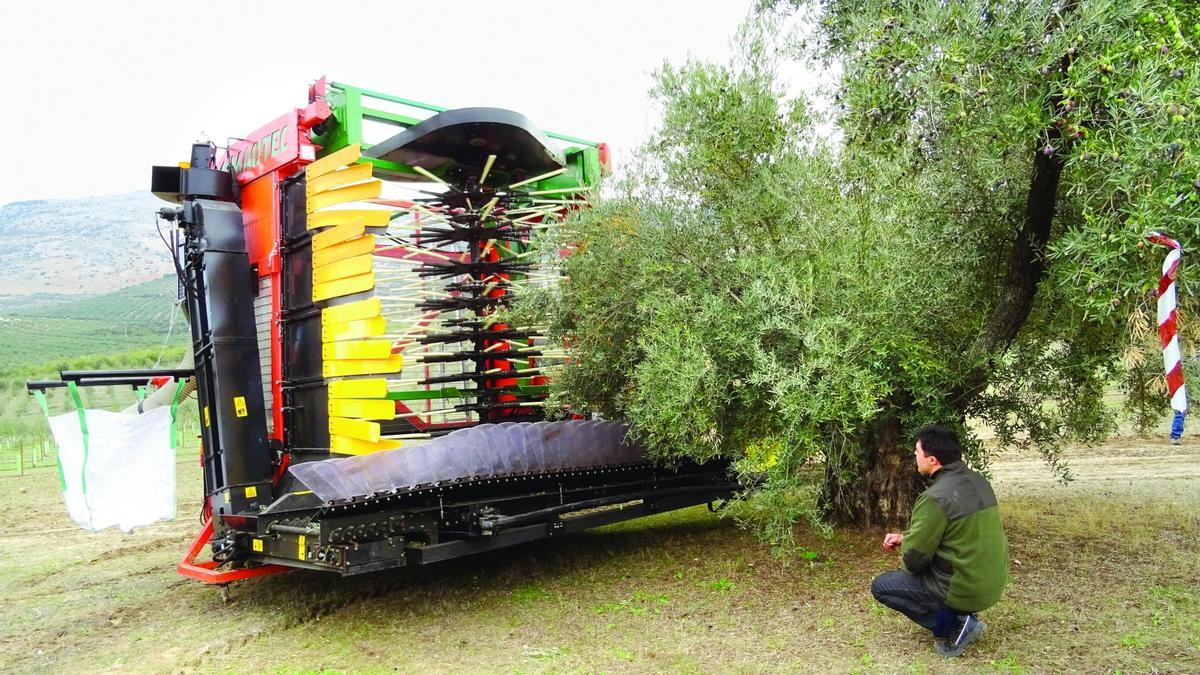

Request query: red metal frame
[
  {"left": 232, "top": 79, "right": 334, "bottom": 451},
  {"left": 178, "top": 515, "right": 289, "bottom": 584}
]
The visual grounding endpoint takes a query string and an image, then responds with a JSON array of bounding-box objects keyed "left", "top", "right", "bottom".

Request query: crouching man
[{"left": 871, "top": 425, "right": 1008, "bottom": 658}]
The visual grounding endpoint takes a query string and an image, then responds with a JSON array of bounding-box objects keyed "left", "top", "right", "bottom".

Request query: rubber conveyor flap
[{"left": 287, "top": 421, "right": 646, "bottom": 503}]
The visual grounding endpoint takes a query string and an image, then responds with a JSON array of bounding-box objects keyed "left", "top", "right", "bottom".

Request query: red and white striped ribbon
[{"left": 1147, "top": 232, "right": 1187, "bottom": 413}]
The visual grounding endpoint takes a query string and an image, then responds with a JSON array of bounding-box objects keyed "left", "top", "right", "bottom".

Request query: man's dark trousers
[{"left": 871, "top": 570, "right": 963, "bottom": 636}]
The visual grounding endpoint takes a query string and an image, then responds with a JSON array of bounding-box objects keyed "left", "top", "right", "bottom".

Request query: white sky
[{"left": 0, "top": 0, "right": 758, "bottom": 206}]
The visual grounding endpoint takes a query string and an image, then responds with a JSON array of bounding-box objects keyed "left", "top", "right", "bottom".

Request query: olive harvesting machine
[{"left": 28, "top": 79, "right": 739, "bottom": 584}]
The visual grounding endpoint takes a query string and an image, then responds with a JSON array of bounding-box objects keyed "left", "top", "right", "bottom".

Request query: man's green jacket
[{"left": 900, "top": 460, "right": 1008, "bottom": 613}]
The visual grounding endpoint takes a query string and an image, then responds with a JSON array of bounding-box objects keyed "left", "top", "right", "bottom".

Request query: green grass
[{"left": 0, "top": 459, "right": 1195, "bottom": 673}]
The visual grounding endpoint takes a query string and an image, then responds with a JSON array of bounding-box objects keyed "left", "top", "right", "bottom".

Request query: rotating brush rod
[{"left": 390, "top": 157, "right": 575, "bottom": 421}]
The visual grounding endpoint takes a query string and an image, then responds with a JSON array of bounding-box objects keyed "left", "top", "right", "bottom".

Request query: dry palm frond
[
  {"left": 1120, "top": 344, "right": 1146, "bottom": 370},
  {"left": 1127, "top": 305, "right": 1152, "bottom": 343}
]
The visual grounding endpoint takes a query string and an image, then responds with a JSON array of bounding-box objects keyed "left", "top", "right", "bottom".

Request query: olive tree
[{"left": 516, "top": 0, "right": 1200, "bottom": 536}]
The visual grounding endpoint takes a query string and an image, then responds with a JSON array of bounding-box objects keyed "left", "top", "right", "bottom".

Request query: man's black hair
[{"left": 915, "top": 425, "right": 963, "bottom": 465}]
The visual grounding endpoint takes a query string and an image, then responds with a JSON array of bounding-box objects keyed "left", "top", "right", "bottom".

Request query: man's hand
[{"left": 882, "top": 533, "right": 904, "bottom": 551}]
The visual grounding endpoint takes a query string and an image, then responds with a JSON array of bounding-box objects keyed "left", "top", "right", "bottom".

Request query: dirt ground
[
  {"left": 0, "top": 436, "right": 1196, "bottom": 674},
  {"left": 989, "top": 435, "right": 1200, "bottom": 495}
]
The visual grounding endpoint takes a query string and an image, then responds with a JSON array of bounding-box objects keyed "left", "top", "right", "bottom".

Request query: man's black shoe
[{"left": 935, "top": 614, "right": 986, "bottom": 657}]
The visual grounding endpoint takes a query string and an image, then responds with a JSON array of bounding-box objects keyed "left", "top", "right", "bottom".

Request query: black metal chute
[{"left": 364, "top": 107, "right": 566, "bottom": 180}]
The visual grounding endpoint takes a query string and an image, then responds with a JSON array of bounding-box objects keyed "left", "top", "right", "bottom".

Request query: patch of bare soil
[{"left": 990, "top": 434, "right": 1200, "bottom": 500}]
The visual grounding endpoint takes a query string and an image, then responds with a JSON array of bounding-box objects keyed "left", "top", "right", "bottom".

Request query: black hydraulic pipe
[
  {"left": 29, "top": 378, "right": 165, "bottom": 391},
  {"left": 26, "top": 380, "right": 70, "bottom": 391},
  {"left": 60, "top": 368, "right": 195, "bottom": 382},
  {"left": 419, "top": 370, "right": 544, "bottom": 386},
  {"left": 268, "top": 523, "right": 319, "bottom": 535},
  {"left": 482, "top": 484, "right": 740, "bottom": 531}
]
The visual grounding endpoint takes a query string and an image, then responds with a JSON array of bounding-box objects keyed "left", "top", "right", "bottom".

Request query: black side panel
[
  {"left": 185, "top": 199, "right": 273, "bottom": 511},
  {"left": 279, "top": 175, "right": 330, "bottom": 453}
]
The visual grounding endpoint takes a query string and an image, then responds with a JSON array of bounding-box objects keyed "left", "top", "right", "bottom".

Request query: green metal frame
[
  {"left": 386, "top": 383, "right": 549, "bottom": 403},
  {"left": 311, "top": 82, "right": 604, "bottom": 190}
]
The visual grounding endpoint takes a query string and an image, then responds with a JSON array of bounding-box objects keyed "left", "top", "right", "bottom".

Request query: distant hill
[{"left": 0, "top": 192, "right": 175, "bottom": 298}]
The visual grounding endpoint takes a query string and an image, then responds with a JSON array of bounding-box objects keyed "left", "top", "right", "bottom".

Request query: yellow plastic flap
[
  {"left": 314, "top": 253, "right": 373, "bottom": 285},
  {"left": 329, "top": 417, "right": 382, "bottom": 443},
  {"left": 323, "top": 339, "right": 394, "bottom": 361},
  {"left": 321, "top": 297, "right": 381, "bottom": 325},
  {"left": 308, "top": 209, "right": 390, "bottom": 231},
  {"left": 323, "top": 316, "right": 387, "bottom": 342},
  {"left": 330, "top": 434, "right": 402, "bottom": 455},
  {"left": 306, "top": 143, "right": 362, "bottom": 180},
  {"left": 313, "top": 271, "right": 375, "bottom": 302},
  {"left": 328, "top": 398, "right": 396, "bottom": 420},
  {"left": 328, "top": 378, "right": 389, "bottom": 399},
  {"left": 307, "top": 180, "right": 382, "bottom": 214},
  {"left": 322, "top": 354, "right": 403, "bottom": 378},
  {"left": 313, "top": 234, "right": 375, "bottom": 268},
  {"left": 307, "top": 163, "right": 373, "bottom": 198},
  {"left": 313, "top": 221, "right": 367, "bottom": 249}
]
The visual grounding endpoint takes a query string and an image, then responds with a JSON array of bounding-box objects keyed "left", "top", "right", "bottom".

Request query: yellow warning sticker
[
  {"left": 297, "top": 534, "right": 306, "bottom": 560},
  {"left": 234, "top": 396, "right": 248, "bottom": 418},
  {"left": 245, "top": 486, "right": 257, "bottom": 499},
  {"left": 252, "top": 539, "right": 264, "bottom": 552},
  {"left": 203, "top": 406, "right": 210, "bottom": 427}
]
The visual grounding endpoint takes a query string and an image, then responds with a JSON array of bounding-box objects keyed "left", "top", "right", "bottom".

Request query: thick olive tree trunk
[
  {"left": 823, "top": 412, "right": 923, "bottom": 528},
  {"left": 827, "top": 142, "right": 1065, "bottom": 528}
]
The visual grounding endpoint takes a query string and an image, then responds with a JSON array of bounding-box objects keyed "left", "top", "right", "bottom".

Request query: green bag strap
[
  {"left": 137, "top": 385, "right": 147, "bottom": 404},
  {"left": 66, "top": 381, "right": 95, "bottom": 530},
  {"left": 168, "top": 379, "right": 187, "bottom": 450},
  {"left": 32, "top": 389, "right": 50, "bottom": 417},
  {"left": 32, "top": 390, "right": 67, "bottom": 491}
]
